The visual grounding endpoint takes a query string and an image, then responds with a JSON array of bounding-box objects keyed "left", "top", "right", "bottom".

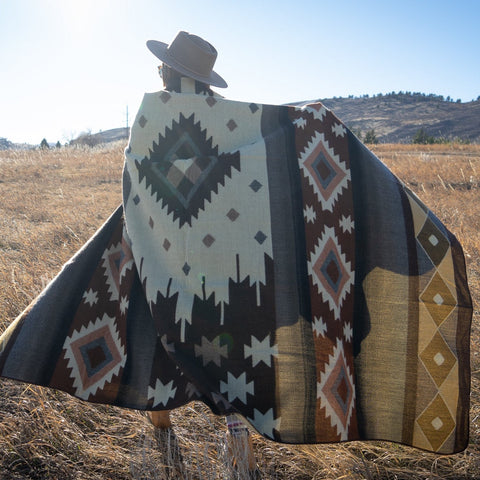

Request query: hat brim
[{"left": 146, "top": 40, "right": 228, "bottom": 88}]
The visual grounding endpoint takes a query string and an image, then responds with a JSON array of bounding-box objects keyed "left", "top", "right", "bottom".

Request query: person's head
[
  {"left": 146, "top": 31, "right": 227, "bottom": 93},
  {"left": 159, "top": 62, "right": 213, "bottom": 95}
]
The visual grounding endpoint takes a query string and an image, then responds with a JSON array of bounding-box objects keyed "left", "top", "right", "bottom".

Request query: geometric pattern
[
  {"left": 420, "top": 272, "right": 456, "bottom": 326},
  {"left": 416, "top": 394, "right": 456, "bottom": 451},
  {"left": 308, "top": 226, "right": 354, "bottom": 320},
  {"left": 417, "top": 217, "right": 450, "bottom": 267},
  {"left": 62, "top": 313, "right": 126, "bottom": 400},
  {"left": 247, "top": 408, "right": 281, "bottom": 440},
  {"left": 298, "top": 131, "right": 350, "bottom": 212},
  {"left": 0, "top": 91, "right": 470, "bottom": 454},
  {"left": 317, "top": 339, "right": 355, "bottom": 440},
  {"left": 125, "top": 93, "right": 275, "bottom": 350},
  {"left": 148, "top": 379, "right": 177, "bottom": 408},
  {"left": 135, "top": 112, "right": 241, "bottom": 228},
  {"left": 101, "top": 240, "right": 134, "bottom": 302},
  {"left": 304, "top": 102, "right": 327, "bottom": 122},
  {"left": 220, "top": 372, "right": 255, "bottom": 405},
  {"left": 405, "top": 189, "right": 461, "bottom": 453},
  {"left": 420, "top": 331, "right": 457, "bottom": 388}
]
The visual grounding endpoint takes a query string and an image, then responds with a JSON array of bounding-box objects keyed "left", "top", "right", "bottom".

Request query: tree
[
  {"left": 40, "top": 138, "right": 49, "bottom": 149},
  {"left": 412, "top": 128, "right": 436, "bottom": 144},
  {"left": 364, "top": 129, "right": 378, "bottom": 144},
  {"left": 55, "top": 141, "right": 62, "bottom": 148}
]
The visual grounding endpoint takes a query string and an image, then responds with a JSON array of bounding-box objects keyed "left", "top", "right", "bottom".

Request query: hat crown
[{"left": 167, "top": 31, "right": 217, "bottom": 78}]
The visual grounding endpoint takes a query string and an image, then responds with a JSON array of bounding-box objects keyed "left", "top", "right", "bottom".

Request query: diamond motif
[
  {"left": 138, "top": 115, "right": 147, "bottom": 128},
  {"left": 159, "top": 91, "right": 171, "bottom": 103},
  {"left": 182, "top": 262, "right": 191, "bottom": 276},
  {"left": 226, "top": 208, "right": 239, "bottom": 222},
  {"left": 420, "top": 331, "right": 456, "bottom": 387},
  {"left": 136, "top": 112, "right": 240, "bottom": 227},
  {"left": 206, "top": 96, "right": 217, "bottom": 107},
  {"left": 79, "top": 336, "right": 113, "bottom": 378},
  {"left": 308, "top": 227, "right": 353, "bottom": 320},
  {"left": 417, "top": 217, "right": 450, "bottom": 266},
  {"left": 163, "top": 238, "right": 171, "bottom": 251},
  {"left": 420, "top": 272, "right": 456, "bottom": 326},
  {"left": 202, "top": 234, "right": 215, "bottom": 247},
  {"left": 249, "top": 103, "right": 259, "bottom": 113},
  {"left": 133, "top": 195, "right": 140, "bottom": 205},
  {"left": 101, "top": 241, "right": 134, "bottom": 301},
  {"left": 298, "top": 131, "right": 349, "bottom": 212},
  {"left": 317, "top": 339, "right": 355, "bottom": 440},
  {"left": 226, "top": 119, "right": 238, "bottom": 131},
  {"left": 417, "top": 394, "right": 455, "bottom": 451},
  {"left": 148, "top": 217, "right": 154, "bottom": 229},
  {"left": 62, "top": 314, "right": 126, "bottom": 400},
  {"left": 249, "top": 180, "right": 263, "bottom": 192},
  {"left": 254, "top": 231, "right": 267, "bottom": 244}
]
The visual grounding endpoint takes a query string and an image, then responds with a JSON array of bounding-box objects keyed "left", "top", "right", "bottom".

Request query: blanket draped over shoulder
[{"left": 0, "top": 91, "right": 472, "bottom": 454}]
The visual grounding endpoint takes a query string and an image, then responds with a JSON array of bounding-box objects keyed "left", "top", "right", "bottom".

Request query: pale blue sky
[{"left": 1, "top": 0, "right": 479, "bottom": 144}]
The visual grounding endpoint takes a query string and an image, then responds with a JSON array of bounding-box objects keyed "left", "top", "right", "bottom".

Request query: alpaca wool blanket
[{"left": 0, "top": 91, "right": 472, "bottom": 454}]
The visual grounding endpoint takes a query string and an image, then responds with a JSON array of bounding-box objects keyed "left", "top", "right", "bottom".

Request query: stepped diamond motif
[
  {"left": 136, "top": 112, "right": 240, "bottom": 227},
  {"left": 298, "top": 131, "right": 349, "bottom": 212},
  {"left": 308, "top": 226, "right": 353, "bottom": 320},
  {"left": 317, "top": 339, "right": 355, "bottom": 440},
  {"left": 63, "top": 314, "right": 126, "bottom": 400}
]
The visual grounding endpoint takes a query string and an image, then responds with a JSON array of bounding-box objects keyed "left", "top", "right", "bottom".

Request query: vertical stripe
[
  {"left": 399, "top": 185, "right": 420, "bottom": 445},
  {"left": 449, "top": 232, "right": 472, "bottom": 451},
  {"left": 262, "top": 105, "right": 316, "bottom": 441},
  {"left": 349, "top": 135, "right": 411, "bottom": 441}
]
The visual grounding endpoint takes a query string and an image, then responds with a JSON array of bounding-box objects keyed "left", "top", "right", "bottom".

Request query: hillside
[
  {"left": 2, "top": 93, "right": 479, "bottom": 148},
  {"left": 93, "top": 93, "right": 480, "bottom": 146},
  {"left": 70, "top": 127, "right": 129, "bottom": 147},
  {"left": 316, "top": 93, "right": 480, "bottom": 143}
]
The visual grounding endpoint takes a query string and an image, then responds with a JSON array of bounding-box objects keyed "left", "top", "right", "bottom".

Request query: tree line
[
  {"left": 354, "top": 128, "right": 471, "bottom": 145},
  {"left": 336, "top": 91, "right": 480, "bottom": 103}
]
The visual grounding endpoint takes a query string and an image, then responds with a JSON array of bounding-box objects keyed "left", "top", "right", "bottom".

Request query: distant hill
[
  {"left": 2, "top": 93, "right": 479, "bottom": 148},
  {"left": 70, "top": 127, "right": 129, "bottom": 147},
  {"left": 84, "top": 93, "right": 480, "bottom": 147},
  {"left": 309, "top": 93, "right": 480, "bottom": 143}
]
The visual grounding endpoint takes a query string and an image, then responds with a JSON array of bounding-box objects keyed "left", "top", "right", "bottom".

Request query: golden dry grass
[{"left": 0, "top": 142, "right": 479, "bottom": 479}]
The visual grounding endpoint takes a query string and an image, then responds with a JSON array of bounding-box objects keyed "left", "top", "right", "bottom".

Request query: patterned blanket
[{"left": 0, "top": 91, "right": 472, "bottom": 454}]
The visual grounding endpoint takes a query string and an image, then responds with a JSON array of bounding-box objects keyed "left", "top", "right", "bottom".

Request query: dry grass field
[{"left": 0, "top": 141, "right": 479, "bottom": 479}]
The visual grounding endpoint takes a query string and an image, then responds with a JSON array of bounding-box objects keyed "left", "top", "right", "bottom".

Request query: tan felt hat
[{"left": 147, "top": 31, "right": 227, "bottom": 88}]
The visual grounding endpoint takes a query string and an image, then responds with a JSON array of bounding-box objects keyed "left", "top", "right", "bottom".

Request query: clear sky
[{"left": 1, "top": 0, "right": 479, "bottom": 145}]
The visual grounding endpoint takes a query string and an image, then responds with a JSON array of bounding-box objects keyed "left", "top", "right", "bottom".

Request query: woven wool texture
[{"left": 0, "top": 91, "right": 472, "bottom": 453}]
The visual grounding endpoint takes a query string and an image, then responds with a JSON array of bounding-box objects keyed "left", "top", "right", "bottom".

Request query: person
[
  {"left": 144, "top": 31, "right": 258, "bottom": 477},
  {"left": 0, "top": 28, "right": 471, "bottom": 469}
]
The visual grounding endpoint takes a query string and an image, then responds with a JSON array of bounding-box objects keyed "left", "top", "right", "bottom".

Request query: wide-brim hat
[{"left": 146, "top": 31, "right": 227, "bottom": 88}]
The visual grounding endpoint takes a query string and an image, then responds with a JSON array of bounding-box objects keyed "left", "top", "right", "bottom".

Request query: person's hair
[{"left": 162, "top": 64, "right": 214, "bottom": 96}]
